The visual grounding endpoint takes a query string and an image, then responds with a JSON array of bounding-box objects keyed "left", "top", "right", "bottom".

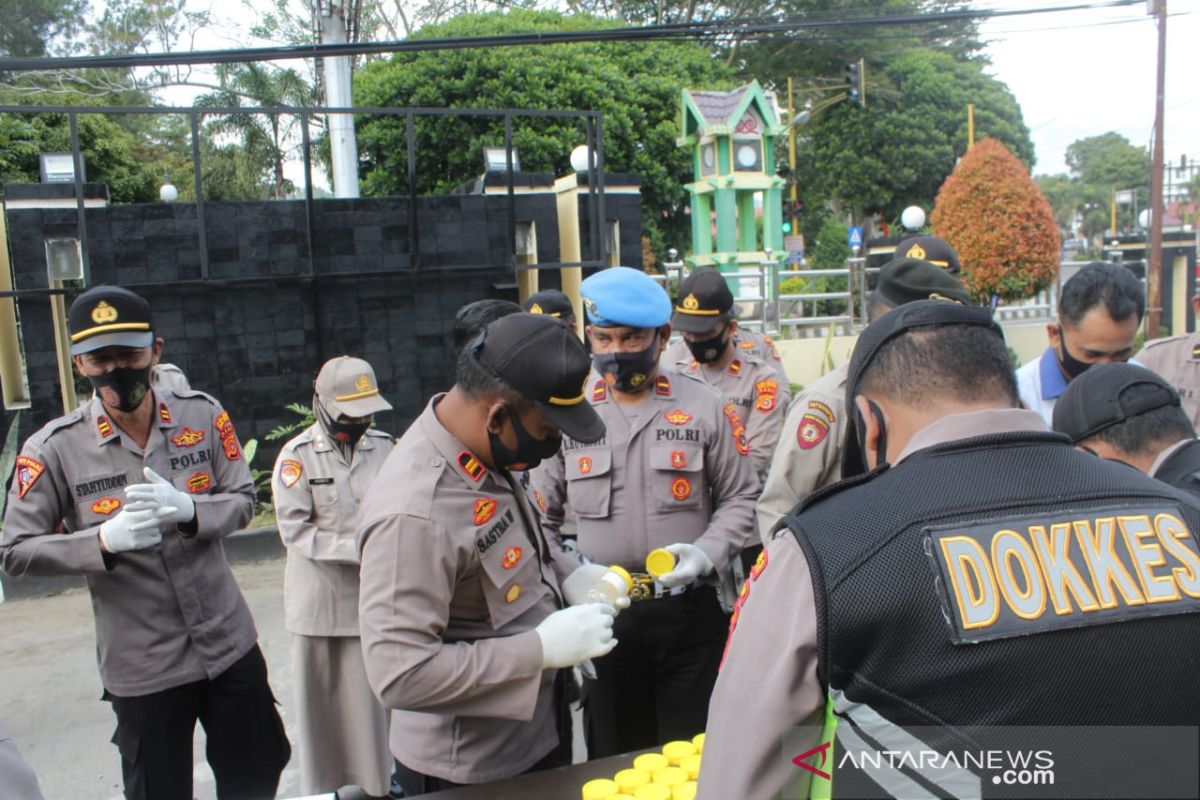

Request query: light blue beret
[{"left": 580, "top": 267, "right": 671, "bottom": 328}]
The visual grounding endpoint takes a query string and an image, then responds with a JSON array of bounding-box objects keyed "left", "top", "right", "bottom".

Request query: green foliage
[
  {"left": 265, "top": 402, "right": 317, "bottom": 442},
  {"left": 354, "top": 9, "right": 734, "bottom": 252},
  {"left": 811, "top": 218, "right": 850, "bottom": 269},
  {"left": 0, "top": 0, "right": 86, "bottom": 57},
  {"left": 1065, "top": 132, "right": 1149, "bottom": 192},
  {"left": 779, "top": 218, "right": 850, "bottom": 318}
]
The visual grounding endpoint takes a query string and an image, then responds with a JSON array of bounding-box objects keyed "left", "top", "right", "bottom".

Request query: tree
[
  {"left": 931, "top": 137, "right": 1059, "bottom": 303},
  {"left": 1065, "top": 132, "right": 1149, "bottom": 192},
  {"left": 353, "top": 9, "right": 734, "bottom": 252}
]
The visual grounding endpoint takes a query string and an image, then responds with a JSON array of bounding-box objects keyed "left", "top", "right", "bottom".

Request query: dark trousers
[
  {"left": 105, "top": 645, "right": 291, "bottom": 800},
  {"left": 584, "top": 585, "right": 729, "bottom": 758},
  {"left": 393, "top": 670, "right": 573, "bottom": 796}
]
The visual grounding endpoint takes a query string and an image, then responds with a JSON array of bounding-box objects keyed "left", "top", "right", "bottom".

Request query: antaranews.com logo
[{"left": 792, "top": 741, "right": 1056, "bottom": 786}]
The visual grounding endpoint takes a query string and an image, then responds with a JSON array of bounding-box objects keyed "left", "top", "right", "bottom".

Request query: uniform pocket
[
  {"left": 649, "top": 444, "right": 705, "bottom": 511},
  {"left": 564, "top": 448, "right": 612, "bottom": 519},
  {"left": 475, "top": 527, "right": 542, "bottom": 631}
]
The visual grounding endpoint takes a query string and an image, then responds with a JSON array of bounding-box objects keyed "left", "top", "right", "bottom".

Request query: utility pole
[
  {"left": 318, "top": 0, "right": 360, "bottom": 198},
  {"left": 1146, "top": 0, "right": 1167, "bottom": 339},
  {"left": 787, "top": 77, "right": 798, "bottom": 235}
]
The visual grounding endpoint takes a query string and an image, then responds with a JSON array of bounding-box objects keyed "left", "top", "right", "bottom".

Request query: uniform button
[{"left": 431, "top": 457, "right": 442, "bottom": 468}]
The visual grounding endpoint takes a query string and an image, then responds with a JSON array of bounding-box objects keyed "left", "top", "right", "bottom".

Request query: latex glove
[
  {"left": 99, "top": 508, "right": 163, "bottom": 553},
  {"left": 124, "top": 467, "right": 195, "bottom": 528},
  {"left": 657, "top": 542, "right": 715, "bottom": 589},
  {"left": 578, "top": 659, "right": 597, "bottom": 682},
  {"left": 561, "top": 563, "right": 631, "bottom": 611},
  {"left": 535, "top": 603, "right": 617, "bottom": 669}
]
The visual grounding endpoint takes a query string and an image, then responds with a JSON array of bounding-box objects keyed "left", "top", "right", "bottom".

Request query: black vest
[
  {"left": 787, "top": 431, "right": 1200, "bottom": 799},
  {"left": 1154, "top": 439, "right": 1200, "bottom": 499}
]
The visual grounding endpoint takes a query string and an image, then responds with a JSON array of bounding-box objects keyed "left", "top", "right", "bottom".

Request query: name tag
[
  {"left": 308, "top": 478, "right": 334, "bottom": 486},
  {"left": 926, "top": 505, "right": 1200, "bottom": 644}
]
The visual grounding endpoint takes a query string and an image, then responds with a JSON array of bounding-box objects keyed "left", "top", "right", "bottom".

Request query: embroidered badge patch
[
  {"left": 797, "top": 414, "right": 830, "bottom": 450},
  {"left": 15, "top": 456, "right": 45, "bottom": 500},
  {"left": 186, "top": 471, "right": 212, "bottom": 494},
  {"left": 474, "top": 497, "right": 498, "bottom": 526},
  {"left": 502, "top": 546, "right": 523, "bottom": 570},
  {"left": 279, "top": 459, "right": 303, "bottom": 489},
  {"left": 671, "top": 477, "right": 692, "bottom": 501},
  {"left": 171, "top": 427, "right": 205, "bottom": 448},
  {"left": 578, "top": 456, "right": 593, "bottom": 476},
  {"left": 664, "top": 409, "right": 693, "bottom": 425},
  {"left": 91, "top": 497, "right": 121, "bottom": 515}
]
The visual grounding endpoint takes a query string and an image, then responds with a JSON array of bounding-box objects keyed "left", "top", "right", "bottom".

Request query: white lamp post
[{"left": 901, "top": 205, "right": 926, "bottom": 231}]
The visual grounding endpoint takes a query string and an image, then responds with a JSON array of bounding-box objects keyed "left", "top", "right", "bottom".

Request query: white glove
[
  {"left": 562, "top": 563, "right": 632, "bottom": 611},
  {"left": 125, "top": 467, "right": 196, "bottom": 528},
  {"left": 99, "top": 508, "right": 163, "bottom": 553},
  {"left": 657, "top": 542, "right": 714, "bottom": 589},
  {"left": 535, "top": 603, "right": 617, "bottom": 669}
]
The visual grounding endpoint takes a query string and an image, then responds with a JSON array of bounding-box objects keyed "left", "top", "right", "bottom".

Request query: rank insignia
[
  {"left": 91, "top": 497, "right": 121, "bottom": 515},
  {"left": 797, "top": 414, "right": 830, "bottom": 450},
  {"left": 158, "top": 403, "right": 172, "bottom": 424},
  {"left": 655, "top": 374, "right": 672, "bottom": 396},
  {"left": 671, "top": 450, "right": 687, "bottom": 470},
  {"left": 670, "top": 477, "right": 692, "bottom": 502},
  {"left": 502, "top": 546, "right": 523, "bottom": 570},
  {"left": 1193, "top": 344, "right": 1200, "bottom": 361},
  {"left": 458, "top": 451, "right": 486, "bottom": 481},
  {"left": 474, "top": 497, "right": 498, "bottom": 526},
  {"left": 727, "top": 359, "right": 743, "bottom": 377},
  {"left": 15, "top": 456, "right": 45, "bottom": 500},
  {"left": 187, "top": 471, "right": 212, "bottom": 494},
  {"left": 578, "top": 456, "right": 593, "bottom": 475},
  {"left": 739, "top": 340, "right": 754, "bottom": 350},
  {"left": 592, "top": 380, "right": 608, "bottom": 402},
  {"left": 279, "top": 460, "right": 303, "bottom": 489},
  {"left": 687, "top": 361, "right": 699, "bottom": 373},
  {"left": 534, "top": 490, "right": 547, "bottom": 513},
  {"left": 97, "top": 415, "right": 114, "bottom": 439},
  {"left": 171, "top": 427, "right": 205, "bottom": 448},
  {"left": 664, "top": 409, "right": 693, "bottom": 426},
  {"left": 505, "top": 584, "right": 522, "bottom": 604}
]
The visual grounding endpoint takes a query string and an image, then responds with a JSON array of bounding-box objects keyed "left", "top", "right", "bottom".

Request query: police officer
[
  {"left": 667, "top": 267, "right": 791, "bottom": 481},
  {"left": 0, "top": 286, "right": 290, "bottom": 800},
  {"left": 531, "top": 266, "right": 759, "bottom": 758},
  {"left": 273, "top": 356, "right": 395, "bottom": 798},
  {"left": 700, "top": 301, "right": 1200, "bottom": 799},
  {"left": 358, "top": 313, "right": 619, "bottom": 794},
  {"left": 892, "top": 233, "right": 962, "bottom": 273},
  {"left": 452, "top": 298, "right": 522, "bottom": 353},
  {"left": 1135, "top": 292, "right": 1200, "bottom": 430},
  {"left": 662, "top": 283, "right": 786, "bottom": 381},
  {"left": 1053, "top": 362, "right": 1200, "bottom": 497},
  {"left": 756, "top": 257, "right": 969, "bottom": 540},
  {"left": 524, "top": 288, "right": 578, "bottom": 332}
]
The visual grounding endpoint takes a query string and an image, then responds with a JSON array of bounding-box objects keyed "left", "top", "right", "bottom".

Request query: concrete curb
[{"left": 1, "top": 526, "right": 284, "bottom": 602}]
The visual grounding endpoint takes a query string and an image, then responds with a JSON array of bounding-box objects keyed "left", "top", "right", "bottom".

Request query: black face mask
[
  {"left": 89, "top": 366, "right": 152, "bottom": 413},
  {"left": 686, "top": 327, "right": 730, "bottom": 364},
  {"left": 1057, "top": 326, "right": 1093, "bottom": 379},
  {"left": 591, "top": 335, "right": 659, "bottom": 392},
  {"left": 316, "top": 399, "right": 370, "bottom": 446},
  {"left": 488, "top": 404, "right": 562, "bottom": 472}
]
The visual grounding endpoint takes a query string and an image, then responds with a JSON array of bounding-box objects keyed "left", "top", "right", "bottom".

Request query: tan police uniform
[
  {"left": 1, "top": 389, "right": 258, "bottom": 697},
  {"left": 664, "top": 330, "right": 787, "bottom": 383},
  {"left": 669, "top": 352, "right": 791, "bottom": 482},
  {"left": 755, "top": 363, "right": 846, "bottom": 543},
  {"left": 274, "top": 422, "right": 394, "bottom": 796},
  {"left": 357, "top": 397, "right": 568, "bottom": 785},
  {"left": 1136, "top": 332, "right": 1200, "bottom": 431}
]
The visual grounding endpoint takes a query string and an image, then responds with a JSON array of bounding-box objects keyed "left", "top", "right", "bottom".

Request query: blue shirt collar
[{"left": 1038, "top": 346, "right": 1070, "bottom": 400}]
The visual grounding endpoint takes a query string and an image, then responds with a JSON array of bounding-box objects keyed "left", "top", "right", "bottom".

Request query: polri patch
[
  {"left": 171, "top": 427, "right": 205, "bottom": 448},
  {"left": 474, "top": 497, "right": 498, "bottom": 526},
  {"left": 15, "top": 456, "right": 45, "bottom": 500},
  {"left": 186, "top": 471, "right": 212, "bottom": 494},
  {"left": 797, "top": 414, "right": 829, "bottom": 449},
  {"left": 91, "top": 497, "right": 121, "bottom": 515},
  {"left": 279, "top": 460, "right": 303, "bottom": 489}
]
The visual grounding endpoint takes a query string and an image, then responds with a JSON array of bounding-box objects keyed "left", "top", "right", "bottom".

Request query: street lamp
[
  {"left": 159, "top": 181, "right": 178, "bottom": 203},
  {"left": 901, "top": 205, "right": 926, "bottom": 231}
]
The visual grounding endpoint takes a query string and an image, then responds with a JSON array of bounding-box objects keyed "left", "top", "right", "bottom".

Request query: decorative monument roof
[{"left": 679, "top": 80, "right": 785, "bottom": 143}]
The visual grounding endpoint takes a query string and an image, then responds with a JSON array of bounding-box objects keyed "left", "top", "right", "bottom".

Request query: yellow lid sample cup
[
  {"left": 646, "top": 548, "right": 676, "bottom": 578},
  {"left": 614, "top": 768, "right": 650, "bottom": 793},
  {"left": 633, "top": 753, "right": 670, "bottom": 774},
  {"left": 691, "top": 732, "right": 705, "bottom": 753},
  {"left": 633, "top": 786, "right": 672, "bottom": 800},
  {"left": 583, "top": 778, "right": 620, "bottom": 799},
  {"left": 662, "top": 740, "right": 697, "bottom": 765},
  {"left": 681, "top": 753, "right": 702, "bottom": 781},
  {"left": 652, "top": 767, "right": 688, "bottom": 787},
  {"left": 673, "top": 784, "right": 698, "bottom": 800}
]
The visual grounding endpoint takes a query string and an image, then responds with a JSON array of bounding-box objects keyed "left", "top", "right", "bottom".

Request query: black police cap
[
  {"left": 472, "top": 313, "right": 605, "bottom": 443},
  {"left": 68, "top": 285, "right": 154, "bottom": 356},
  {"left": 875, "top": 258, "right": 969, "bottom": 308},
  {"left": 841, "top": 300, "right": 1005, "bottom": 478},
  {"left": 894, "top": 235, "right": 961, "bottom": 274},
  {"left": 1052, "top": 362, "right": 1182, "bottom": 444},
  {"left": 672, "top": 268, "right": 735, "bottom": 333},
  {"left": 523, "top": 289, "right": 575, "bottom": 319}
]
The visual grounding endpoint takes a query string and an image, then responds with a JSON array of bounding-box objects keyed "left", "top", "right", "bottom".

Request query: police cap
[
  {"left": 842, "top": 300, "right": 1005, "bottom": 478},
  {"left": 874, "top": 257, "right": 969, "bottom": 308},
  {"left": 671, "top": 268, "right": 735, "bottom": 333},
  {"left": 580, "top": 267, "right": 671, "bottom": 329},
  {"left": 523, "top": 289, "right": 575, "bottom": 319},
  {"left": 68, "top": 285, "right": 154, "bottom": 355},
  {"left": 1052, "top": 362, "right": 1181, "bottom": 444},
  {"left": 315, "top": 356, "right": 393, "bottom": 418},
  {"left": 474, "top": 313, "right": 605, "bottom": 443},
  {"left": 894, "top": 235, "right": 961, "bottom": 274}
]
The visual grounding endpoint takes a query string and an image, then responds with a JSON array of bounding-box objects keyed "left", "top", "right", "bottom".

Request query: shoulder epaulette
[{"left": 37, "top": 405, "right": 90, "bottom": 442}]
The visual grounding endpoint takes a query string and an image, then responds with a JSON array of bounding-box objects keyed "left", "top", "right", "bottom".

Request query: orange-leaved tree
[{"left": 931, "top": 137, "right": 1060, "bottom": 303}]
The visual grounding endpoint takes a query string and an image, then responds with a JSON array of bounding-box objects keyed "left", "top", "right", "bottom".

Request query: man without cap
[
  {"left": 452, "top": 298, "right": 522, "bottom": 354},
  {"left": 524, "top": 288, "right": 578, "bottom": 333},
  {"left": 273, "top": 356, "right": 395, "bottom": 797},
  {"left": 358, "top": 313, "right": 621, "bottom": 794},
  {"left": 755, "top": 257, "right": 969, "bottom": 541},
  {"left": 1135, "top": 292, "right": 1200, "bottom": 431},
  {"left": 1016, "top": 261, "right": 1144, "bottom": 425},
  {"left": 667, "top": 267, "right": 792, "bottom": 481},
  {"left": 700, "top": 301, "right": 1200, "bottom": 800},
  {"left": 531, "top": 266, "right": 759, "bottom": 757},
  {"left": 0, "top": 286, "right": 289, "bottom": 800},
  {"left": 1053, "top": 362, "right": 1200, "bottom": 497}
]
